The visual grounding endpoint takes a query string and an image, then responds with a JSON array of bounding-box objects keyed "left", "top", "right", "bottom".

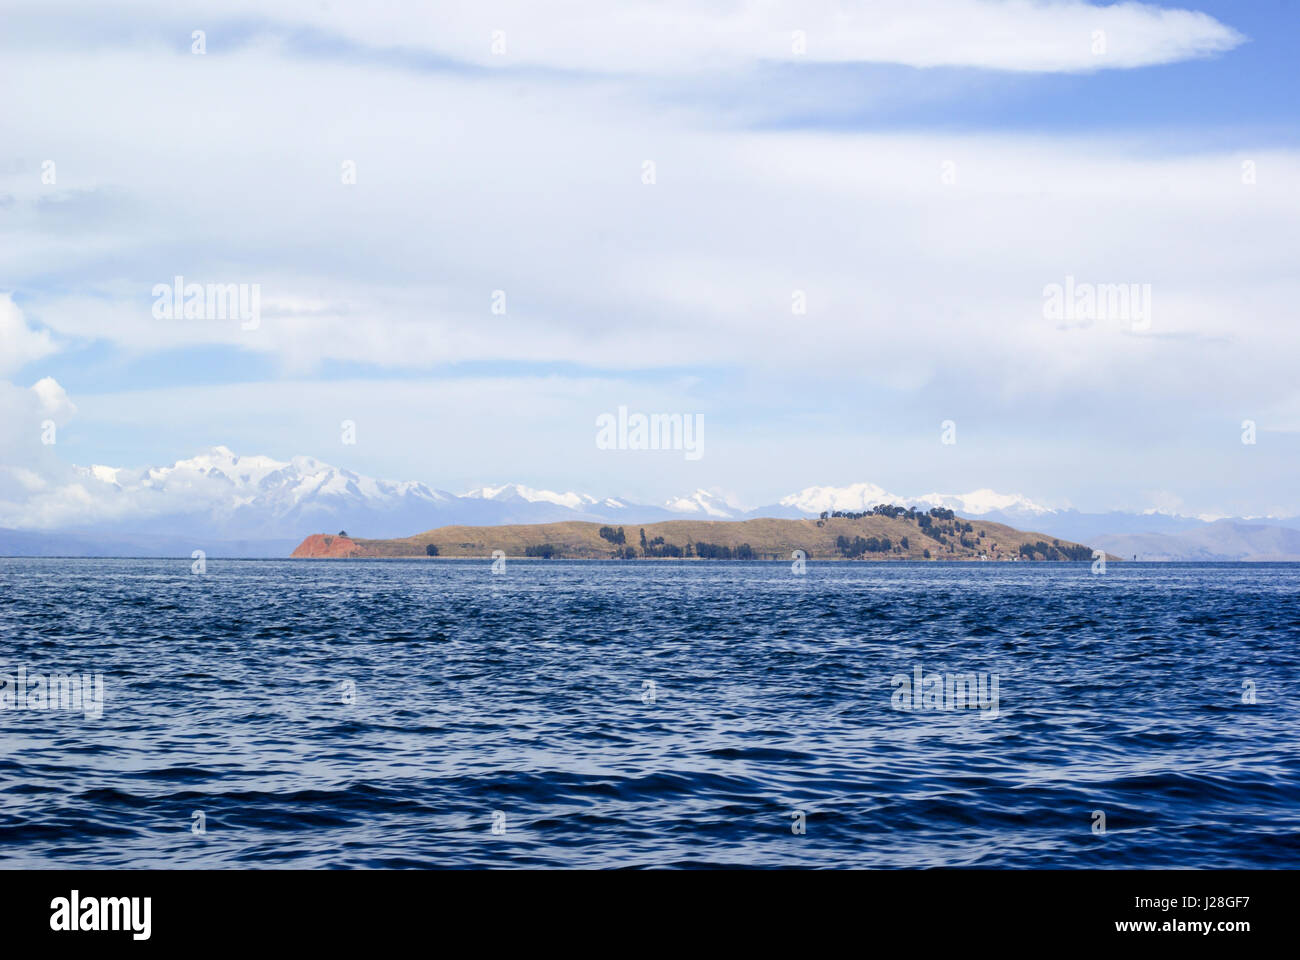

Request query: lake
[{"left": 1, "top": 558, "right": 1296, "bottom": 868}]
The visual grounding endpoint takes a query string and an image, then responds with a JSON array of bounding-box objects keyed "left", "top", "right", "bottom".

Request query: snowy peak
[
  {"left": 779, "top": 482, "right": 904, "bottom": 515},
  {"left": 663, "top": 489, "right": 745, "bottom": 518},
  {"left": 779, "top": 482, "right": 1053, "bottom": 517},
  {"left": 56, "top": 450, "right": 1063, "bottom": 544},
  {"left": 910, "top": 488, "right": 1054, "bottom": 517},
  {"left": 462, "top": 482, "right": 601, "bottom": 511},
  {"left": 29, "top": 451, "right": 1300, "bottom": 555},
  {"left": 152, "top": 446, "right": 289, "bottom": 488},
  {"left": 75, "top": 451, "right": 1059, "bottom": 530},
  {"left": 124, "top": 448, "right": 446, "bottom": 506},
  {"left": 62, "top": 447, "right": 456, "bottom": 539}
]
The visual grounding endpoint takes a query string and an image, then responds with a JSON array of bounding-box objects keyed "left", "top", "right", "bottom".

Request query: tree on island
[
  {"left": 642, "top": 535, "right": 683, "bottom": 558},
  {"left": 425, "top": 543, "right": 439, "bottom": 556}
]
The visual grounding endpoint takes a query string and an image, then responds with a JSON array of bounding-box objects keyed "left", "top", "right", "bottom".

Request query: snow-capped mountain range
[
  {"left": 3, "top": 446, "right": 1298, "bottom": 558},
  {"left": 776, "top": 483, "right": 1053, "bottom": 519},
  {"left": 462, "top": 483, "right": 630, "bottom": 513}
]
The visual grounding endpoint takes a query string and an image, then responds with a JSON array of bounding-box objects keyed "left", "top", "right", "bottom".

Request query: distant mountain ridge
[
  {"left": 777, "top": 482, "right": 1054, "bottom": 518},
  {"left": 1091, "top": 521, "right": 1300, "bottom": 562},
  {"left": 3, "top": 446, "right": 1298, "bottom": 559}
]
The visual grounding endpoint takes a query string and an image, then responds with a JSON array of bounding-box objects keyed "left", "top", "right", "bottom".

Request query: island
[{"left": 290, "top": 506, "right": 1104, "bottom": 562}]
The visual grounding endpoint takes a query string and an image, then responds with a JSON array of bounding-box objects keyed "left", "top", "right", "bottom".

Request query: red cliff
[{"left": 290, "top": 534, "right": 372, "bottom": 558}]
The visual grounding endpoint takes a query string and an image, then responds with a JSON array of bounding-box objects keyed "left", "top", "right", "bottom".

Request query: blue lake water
[{"left": 1, "top": 558, "right": 1297, "bottom": 868}]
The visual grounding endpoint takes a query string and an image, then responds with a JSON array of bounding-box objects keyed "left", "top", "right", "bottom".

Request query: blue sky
[{"left": 2, "top": 0, "right": 1297, "bottom": 523}]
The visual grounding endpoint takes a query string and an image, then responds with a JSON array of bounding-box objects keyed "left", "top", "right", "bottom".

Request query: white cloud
[
  {"left": 0, "top": 295, "right": 57, "bottom": 375},
  {"left": 30, "top": 376, "right": 76, "bottom": 419},
  {"left": 3, "top": 43, "right": 1295, "bottom": 390},
  {"left": 0, "top": 375, "right": 79, "bottom": 523},
  {"left": 0, "top": 2, "right": 1290, "bottom": 518},
  {"left": 35, "top": 0, "right": 1240, "bottom": 74}
]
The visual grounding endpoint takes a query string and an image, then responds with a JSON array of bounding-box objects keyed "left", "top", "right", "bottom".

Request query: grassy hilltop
[{"left": 292, "top": 508, "right": 1101, "bottom": 561}]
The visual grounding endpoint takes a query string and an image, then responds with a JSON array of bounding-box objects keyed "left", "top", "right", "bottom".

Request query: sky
[{"left": 1, "top": 0, "right": 1297, "bottom": 521}]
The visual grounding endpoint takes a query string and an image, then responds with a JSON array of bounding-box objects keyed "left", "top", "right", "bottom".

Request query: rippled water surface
[{"left": 1, "top": 558, "right": 1297, "bottom": 868}]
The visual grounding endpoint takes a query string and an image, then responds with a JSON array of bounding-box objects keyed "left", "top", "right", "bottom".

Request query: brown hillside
[{"left": 291, "top": 515, "right": 1105, "bottom": 562}]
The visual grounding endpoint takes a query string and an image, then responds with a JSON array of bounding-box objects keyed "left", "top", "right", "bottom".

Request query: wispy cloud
[
  {"left": 0, "top": 0, "right": 1290, "bottom": 518},
  {"left": 7, "top": 0, "right": 1240, "bottom": 74}
]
